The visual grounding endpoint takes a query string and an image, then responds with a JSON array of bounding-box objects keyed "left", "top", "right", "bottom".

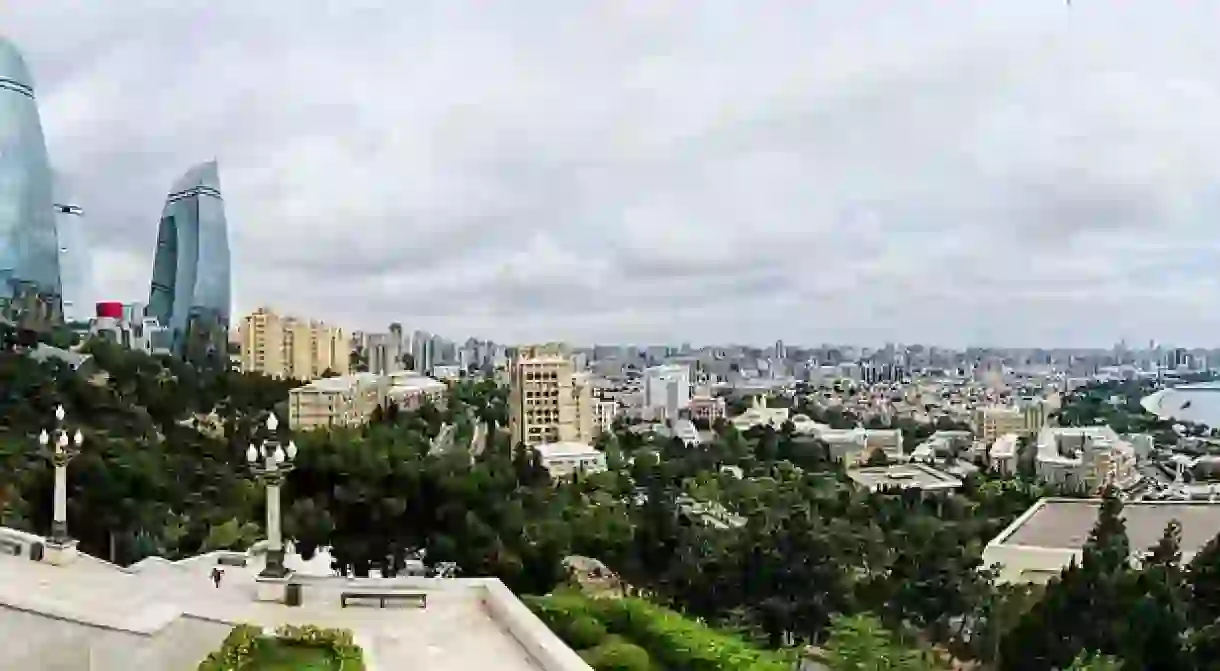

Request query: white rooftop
[
  {"left": 535, "top": 441, "right": 598, "bottom": 457},
  {"left": 846, "top": 463, "right": 964, "bottom": 493}
]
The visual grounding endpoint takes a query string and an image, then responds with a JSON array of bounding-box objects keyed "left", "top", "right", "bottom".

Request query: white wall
[
  {"left": 479, "top": 580, "right": 593, "bottom": 671},
  {"left": 0, "top": 604, "right": 232, "bottom": 670}
]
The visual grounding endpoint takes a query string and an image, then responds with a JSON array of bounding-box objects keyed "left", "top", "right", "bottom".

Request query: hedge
[
  {"left": 196, "top": 623, "right": 366, "bottom": 671},
  {"left": 525, "top": 592, "right": 791, "bottom": 671}
]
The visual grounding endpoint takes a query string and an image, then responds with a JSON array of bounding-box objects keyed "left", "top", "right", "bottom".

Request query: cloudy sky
[{"left": 4, "top": 1, "right": 1220, "bottom": 347}]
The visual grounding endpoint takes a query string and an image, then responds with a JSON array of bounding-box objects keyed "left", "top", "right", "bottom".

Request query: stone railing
[{"left": 476, "top": 579, "right": 593, "bottom": 671}]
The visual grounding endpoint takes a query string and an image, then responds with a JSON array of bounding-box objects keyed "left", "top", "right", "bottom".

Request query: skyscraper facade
[
  {"left": 54, "top": 171, "right": 90, "bottom": 323},
  {"left": 0, "top": 37, "right": 61, "bottom": 327},
  {"left": 147, "top": 160, "right": 232, "bottom": 359}
]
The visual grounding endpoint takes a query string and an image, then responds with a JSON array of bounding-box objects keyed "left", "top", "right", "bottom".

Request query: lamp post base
[
  {"left": 43, "top": 538, "right": 78, "bottom": 566},
  {"left": 259, "top": 548, "right": 291, "bottom": 579},
  {"left": 254, "top": 574, "right": 294, "bottom": 602}
]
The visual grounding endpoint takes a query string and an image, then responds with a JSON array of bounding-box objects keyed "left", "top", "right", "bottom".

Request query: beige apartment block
[
  {"left": 975, "top": 401, "right": 1049, "bottom": 446},
  {"left": 239, "top": 307, "right": 350, "bottom": 381},
  {"left": 509, "top": 343, "right": 595, "bottom": 448}
]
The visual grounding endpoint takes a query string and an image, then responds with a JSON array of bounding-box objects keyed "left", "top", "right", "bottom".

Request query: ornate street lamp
[
  {"left": 246, "top": 412, "right": 297, "bottom": 579},
  {"left": 38, "top": 404, "right": 84, "bottom": 549}
]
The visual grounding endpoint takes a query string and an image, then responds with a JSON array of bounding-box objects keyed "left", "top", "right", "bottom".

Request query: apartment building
[
  {"left": 287, "top": 370, "right": 447, "bottom": 430},
  {"left": 643, "top": 364, "right": 693, "bottom": 421},
  {"left": 238, "top": 307, "right": 349, "bottom": 381},
  {"left": 509, "top": 343, "right": 595, "bottom": 448},
  {"left": 1034, "top": 425, "right": 1140, "bottom": 493},
  {"left": 974, "top": 400, "right": 1048, "bottom": 446},
  {"left": 689, "top": 395, "right": 727, "bottom": 422},
  {"left": 288, "top": 372, "right": 384, "bottom": 430},
  {"left": 592, "top": 400, "right": 618, "bottom": 434}
]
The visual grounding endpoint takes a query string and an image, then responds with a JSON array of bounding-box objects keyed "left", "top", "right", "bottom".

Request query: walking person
[{"left": 211, "top": 567, "right": 224, "bottom": 588}]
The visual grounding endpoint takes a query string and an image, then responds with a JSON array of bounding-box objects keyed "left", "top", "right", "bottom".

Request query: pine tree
[
  {"left": 1186, "top": 532, "right": 1220, "bottom": 628},
  {"left": 1082, "top": 485, "right": 1129, "bottom": 575},
  {"left": 1146, "top": 519, "right": 1183, "bottom": 570},
  {"left": 1000, "top": 489, "right": 1135, "bottom": 670}
]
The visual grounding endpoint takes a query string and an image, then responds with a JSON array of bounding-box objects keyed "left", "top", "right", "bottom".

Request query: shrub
[
  {"left": 197, "top": 624, "right": 262, "bottom": 671},
  {"left": 584, "top": 638, "right": 651, "bottom": 671},
  {"left": 564, "top": 615, "right": 609, "bottom": 649},
  {"left": 529, "top": 593, "right": 791, "bottom": 671}
]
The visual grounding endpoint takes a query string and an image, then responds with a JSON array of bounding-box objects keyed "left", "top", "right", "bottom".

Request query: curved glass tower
[
  {"left": 147, "top": 160, "right": 231, "bottom": 359},
  {"left": 0, "top": 37, "right": 61, "bottom": 327}
]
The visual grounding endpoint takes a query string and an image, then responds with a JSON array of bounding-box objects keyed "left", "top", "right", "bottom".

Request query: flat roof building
[
  {"left": 983, "top": 498, "right": 1220, "bottom": 583},
  {"left": 845, "top": 463, "right": 963, "bottom": 494},
  {"left": 534, "top": 441, "right": 606, "bottom": 479}
]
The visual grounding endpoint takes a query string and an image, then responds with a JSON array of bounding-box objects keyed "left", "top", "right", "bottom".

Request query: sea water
[{"left": 1142, "top": 383, "right": 1220, "bottom": 428}]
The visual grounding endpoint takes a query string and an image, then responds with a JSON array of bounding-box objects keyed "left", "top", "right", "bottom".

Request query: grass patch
[{"left": 246, "top": 639, "right": 339, "bottom": 671}]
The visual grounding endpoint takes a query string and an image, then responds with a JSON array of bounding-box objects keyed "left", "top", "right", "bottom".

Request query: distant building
[
  {"left": 974, "top": 401, "right": 1048, "bottom": 446},
  {"left": 1034, "top": 425, "right": 1139, "bottom": 493},
  {"left": 509, "top": 343, "right": 595, "bottom": 448},
  {"left": 643, "top": 364, "right": 693, "bottom": 421},
  {"left": 730, "top": 395, "right": 789, "bottom": 431},
  {"left": 366, "top": 331, "right": 404, "bottom": 374},
  {"left": 846, "top": 463, "right": 963, "bottom": 494},
  {"left": 592, "top": 400, "right": 618, "bottom": 435},
  {"left": 146, "top": 160, "right": 231, "bottom": 358},
  {"left": 89, "top": 301, "right": 172, "bottom": 355},
  {"left": 0, "top": 38, "right": 62, "bottom": 328},
  {"left": 534, "top": 441, "right": 606, "bottom": 478},
  {"left": 286, "top": 371, "right": 447, "bottom": 430},
  {"left": 238, "top": 307, "right": 348, "bottom": 381},
  {"left": 385, "top": 370, "right": 447, "bottom": 410},
  {"left": 989, "top": 433, "right": 1020, "bottom": 477},
  {"left": 689, "top": 395, "right": 727, "bottom": 423},
  {"left": 984, "top": 498, "right": 1220, "bottom": 583}
]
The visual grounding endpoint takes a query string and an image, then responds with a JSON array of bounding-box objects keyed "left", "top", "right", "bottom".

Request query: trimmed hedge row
[
  {"left": 196, "top": 623, "right": 366, "bottom": 671},
  {"left": 525, "top": 592, "right": 792, "bottom": 671}
]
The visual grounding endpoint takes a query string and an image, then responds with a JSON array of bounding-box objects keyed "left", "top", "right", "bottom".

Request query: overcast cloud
[{"left": 5, "top": 1, "right": 1220, "bottom": 346}]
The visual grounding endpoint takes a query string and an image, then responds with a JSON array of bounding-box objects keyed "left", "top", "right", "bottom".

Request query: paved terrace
[{"left": 0, "top": 540, "right": 588, "bottom": 671}]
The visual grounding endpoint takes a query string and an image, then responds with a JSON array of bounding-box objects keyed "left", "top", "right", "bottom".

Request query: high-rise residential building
[
  {"left": 366, "top": 332, "right": 404, "bottom": 375},
  {"left": 644, "top": 363, "right": 693, "bottom": 421},
  {"left": 147, "top": 160, "right": 231, "bottom": 359},
  {"left": 0, "top": 38, "right": 61, "bottom": 328},
  {"left": 238, "top": 307, "right": 349, "bottom": 381},
  {"left": 509, "top": 343, "right": 595, "bottom": 448}
]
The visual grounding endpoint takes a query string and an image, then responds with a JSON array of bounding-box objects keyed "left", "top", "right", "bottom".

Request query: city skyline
[{"left": 4, "top": 4, "right": 1220, "bottom": 345}]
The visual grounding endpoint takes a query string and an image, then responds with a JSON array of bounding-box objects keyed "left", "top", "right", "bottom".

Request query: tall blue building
[
  {"left": 54, "top": 170, "right": 90, "bottom": 322},
  {"left": 147, "top": 160, "right": 232, "bottom": 359},
  {"left": 0, "top": 37, "right": 61, "bottom": 327}
]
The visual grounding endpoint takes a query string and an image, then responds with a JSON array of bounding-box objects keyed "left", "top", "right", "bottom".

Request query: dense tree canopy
[{"left": 5, "top": 341, "right": 1220, "bottom": 668}]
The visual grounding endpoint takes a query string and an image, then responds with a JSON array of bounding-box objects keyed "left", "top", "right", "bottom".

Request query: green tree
[{"left": 821, "top": 613, "right": 942, "bottom": 670}]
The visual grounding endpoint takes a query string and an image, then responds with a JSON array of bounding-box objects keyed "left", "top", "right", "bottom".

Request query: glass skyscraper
[
  {"left": 0, "top": 37, "right": 61, "bottom": 327},
  {"left": 54, "top": 171, "right": 90, "bottom": 323},
  {"left": 147, "top": 160, "right": 232, "bottom": 359}
]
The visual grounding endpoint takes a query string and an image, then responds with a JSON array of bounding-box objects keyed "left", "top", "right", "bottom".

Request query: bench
[{"left": 340, "top": 591, "right": 427, "bottom": 609}]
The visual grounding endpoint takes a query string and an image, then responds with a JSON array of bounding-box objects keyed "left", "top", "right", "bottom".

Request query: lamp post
[
  {"left": 246, "top": 413, "right": 297, "bottom": 579},
  {"left": 38, "top": 404, "right": 84, "bottom": 552}
]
